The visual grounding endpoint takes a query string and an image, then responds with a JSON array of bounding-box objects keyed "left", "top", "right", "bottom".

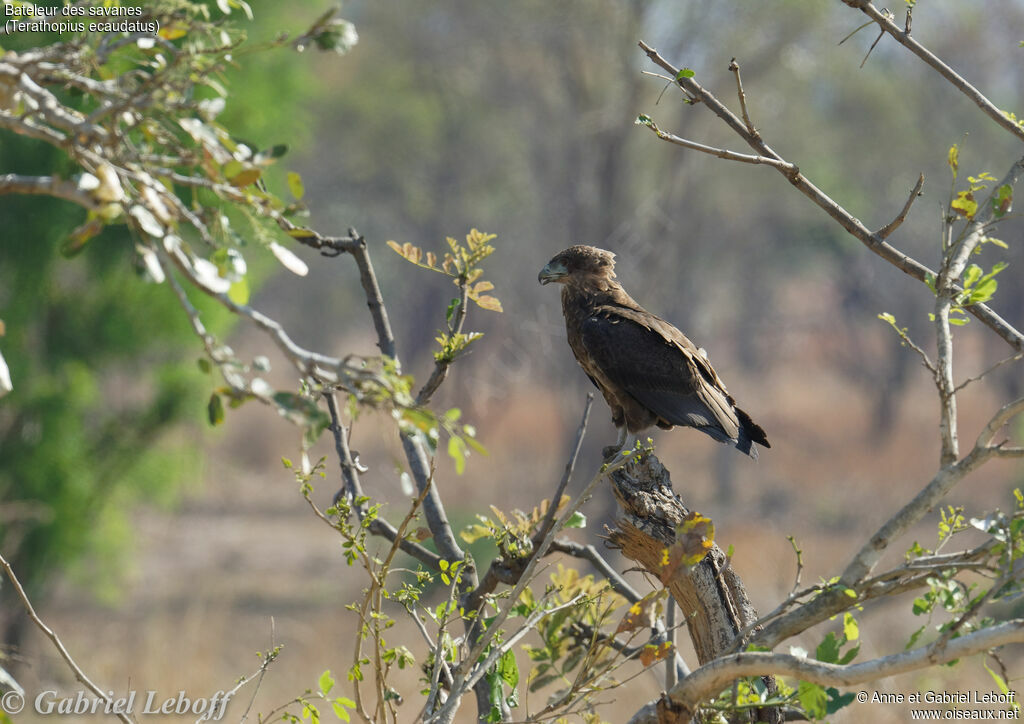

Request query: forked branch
[{"left": 637, "top": 40, "right": 1024, "bottom": 352}]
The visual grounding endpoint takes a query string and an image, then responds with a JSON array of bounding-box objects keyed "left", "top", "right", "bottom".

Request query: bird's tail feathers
[{"left": 735, "top": 406, "right": 770, "bottom": 457}]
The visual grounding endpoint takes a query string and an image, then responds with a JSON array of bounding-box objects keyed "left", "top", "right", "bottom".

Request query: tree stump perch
[{"left": 608, "top": 452, "right": 782, "bottom": 724}]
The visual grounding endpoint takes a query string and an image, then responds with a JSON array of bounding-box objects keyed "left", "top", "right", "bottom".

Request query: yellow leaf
[
  {"left": 159, "top": 25, "right": 188, "bottom": 40},
  {"left": 474, "top": 295, "right": 503, "bottom": 313},
  {"left": 228, "top": 277, "right": 250, "bottom": 305}
]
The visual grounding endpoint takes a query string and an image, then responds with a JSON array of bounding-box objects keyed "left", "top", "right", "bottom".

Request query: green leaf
[
  {"left": 815, "top": 632, "right": 841, "bottom": 664},
  {"left": 826, "top": 688, "right": 856, "bottom": 715},
  {"left": 798, "top": 681, "right": 828, "bottom": 720},
  {"left": 635, "top": 114, "right": 653, "bottom": 127},
  {"left": 947, "top": 144, "right": 959, "bottom": 177},
  {"left": 332, "top": 701, "right": 351, "bottom": 722},
  {"left": 498, "top": 648, "right": 519, "bottom": 689},
  {"left": 207, "top": 393, "right": 225, "bottom": 426},
  {"left": 448, "top": 436, "right": 466, "bottom": 475},
  {"left": 564, "top": 511, "right": 587, "bottom": 529},
  {"left": 287, "top": 171, "right": 306, "bottom": 200},
  {"left": 837, "top": 644, "right": 860, "bottom": 666},
  {"left": 675, "top": 68, "right": 695, "bottom": 79},
  {"left": 906, "top": 624, "right": 926, "bottom": 649},
  {"left": 962, "top": 263, "right": 982, "bottom": 289},
  {"left": 983, "top": 661, "right": 1011, "bottom": 696},
  {"left": 992, "top": 183, "right": 1013, "bottom": 217},
  {"left": 968, "top": 277, "right": 997, "bottom": 305},
  {"left": 318, "top": 670, "right": 335, "bottom": 696}
]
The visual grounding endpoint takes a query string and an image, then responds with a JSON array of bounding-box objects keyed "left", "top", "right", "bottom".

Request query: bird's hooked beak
[{"left": 538, "top": 259, "right": 568, "bottom": 285}]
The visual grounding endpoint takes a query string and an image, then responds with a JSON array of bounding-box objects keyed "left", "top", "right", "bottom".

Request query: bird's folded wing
[{"left": 580, "top": 309, "right": 740, "bottom": 441}]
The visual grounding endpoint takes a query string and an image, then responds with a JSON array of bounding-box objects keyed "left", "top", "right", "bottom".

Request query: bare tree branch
[
  {"left": 637, "top": 40, "right": 1024, "bottom": 352},
  {"left": 0, "top": 553, "right": 134, "bottom": 724},
  {"left": 749, "top": 397, "right": 1023, "bottom": 649},
  {"left": 954, "top": 351, "right": 1024, "bottom": 393},
  {"left": 636, "top": 117, "right": 794, "bottom": 171},
  {"left": 727, "top": 58, "right": 756, "bottom": 137},
  {"left": 0, "top": 173, "right": 99, "bottom": 209},
  {"left": 841, "top": 0, "right": 1024, "bottom": 143},
  {"left": 661, "top": 619, "right": 1024, "bottom": 720},
  {"left": 324, "top": 392, "right": 442, "bottom": 570},
  {"left": 536, "top": 394, "right": 593, "bottom": 541}
]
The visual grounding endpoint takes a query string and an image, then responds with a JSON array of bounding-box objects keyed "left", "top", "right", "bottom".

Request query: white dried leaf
[
  {"left": 191, "top": 257, "right": 231, "bottom": 294},
  {"left": 141, "top": 185, "right": 173, "bottom": 224},
  {"left": 269, "top": 242, "right": 308, "bottom": 276},
  {"left": 198, "top": 97, "right": 226, "bottom": 121},
  {"left": 250, "top": 377, "right": 273, "bottom": 397},
  {"left": 77, "top": 173, "right": 100, "bottom": 191},
  {"left": 0, "top": 348, "right": 12, "bottom": 397},
  {"left": 136, "top": 244, "right": 165, "bottom": 284},
  {"left": 94, "top": 163, "right": 124, "bottom": 202},
  {"left": 129, "top": 204, "right": 164, "bottom": 238},
  {"left": 223, "top": 248, "right": 247, "bottom": 281}
]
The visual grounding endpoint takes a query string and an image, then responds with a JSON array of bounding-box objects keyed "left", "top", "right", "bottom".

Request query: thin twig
[
  {"left": 0, "top": 553, "right": 134, "bottom": 724},
  {"left": 548, "top": 539, "right": 641, "bottom": 602},
  {"left": 436, "top": 455, "right": 634, "bottom": 723},
  {"left": 637, "top": 39, "right": 1024, "bottom": 352},
  {"left": 462, "top": 394, "right": 594, "bottom": 620},
  {"left": 417, "top": 282, "right": 470, "bottom": 404},
  {"left": 876, "top": 173, "right": 924, "bottom": 239},
  {"left": 0, "top": 173, "right": 100, "bottom": 209},
  {"left": 637, "top": 117, "right": 795, "bottom": 171},
  {"left": 536, "top": 394, "right": 593, "bottom": 542},
  {"left": 210, "top": 620, "right": 280, "bottom": 724},
  {"left": 727, "top": 58, "right": 756, "bottom": 136},
  {"left": 324, "top": 392, "right": 442, "bottom": 569},
  {"left": 953, "top": 351, "right": 1024, "bottom": 393},
  {"left": 860, "top": 27, "right": 887, "bottom": 69},
  {"left": 842, "top": 0, "right": 1024, "bottom": 143}
]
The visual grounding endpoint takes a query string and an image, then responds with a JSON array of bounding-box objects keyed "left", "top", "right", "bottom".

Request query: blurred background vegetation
[{"left": 1, "top": 1, "right": 1022, "bottom": 721}]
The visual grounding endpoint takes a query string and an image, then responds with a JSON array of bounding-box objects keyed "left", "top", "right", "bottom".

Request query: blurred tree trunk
[{"left": 609, "top": 453, "right": 781, "bottom": 724}]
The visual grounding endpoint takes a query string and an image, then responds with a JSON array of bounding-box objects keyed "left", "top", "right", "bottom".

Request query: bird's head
[{"left": 538, "top": 245, "right": 617, "bottom": 285}]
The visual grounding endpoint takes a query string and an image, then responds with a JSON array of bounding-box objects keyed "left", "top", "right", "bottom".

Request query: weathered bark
[{"left": 608, "top": 453, "right": 782, "bottom": 724}]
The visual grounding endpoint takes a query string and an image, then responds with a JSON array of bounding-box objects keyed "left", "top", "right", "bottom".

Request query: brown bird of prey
[{"left": 538, "top": 245, "right": 769, "bottom": 458}]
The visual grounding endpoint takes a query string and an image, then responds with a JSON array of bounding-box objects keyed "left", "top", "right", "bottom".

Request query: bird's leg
[
  {"left": 605, "top": 431, "right": 639, "bottom": 467},
  {"left": 603, "top": 426, "right": 630, "bottom": 460}
]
